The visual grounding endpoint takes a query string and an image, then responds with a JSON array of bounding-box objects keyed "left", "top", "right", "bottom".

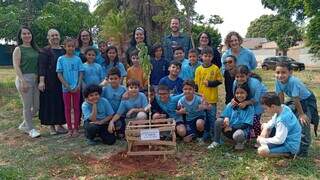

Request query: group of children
[{"left": 55, "top": 37, "right": 318, "bottom": 158}]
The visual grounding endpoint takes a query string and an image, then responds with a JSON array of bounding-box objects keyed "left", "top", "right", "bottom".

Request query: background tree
[
  {"left": 0, "top": 0, "right": 95, "bottom": 47},
  {"left": 261, "top": 0, "right": 320, "bottom": 58},
  {"left": 246, "top": 14, "right": 301, "bottom": 56},
  {"left": 34, "top": 0, "right": 95, "bottom": 46}
]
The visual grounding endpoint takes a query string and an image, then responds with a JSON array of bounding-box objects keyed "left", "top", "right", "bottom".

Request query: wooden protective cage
[{"left": 125, "top": 118, "right": 176, "bottom": 156}]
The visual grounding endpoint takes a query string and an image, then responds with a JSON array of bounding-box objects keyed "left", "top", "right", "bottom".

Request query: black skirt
[{"left": 39, "top": 89, "right": 66, "bottom": 125}]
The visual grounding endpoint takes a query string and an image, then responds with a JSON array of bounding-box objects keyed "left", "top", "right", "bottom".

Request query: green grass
[{"left": 0, "top": 67, "right": 319, "bottom": 179}]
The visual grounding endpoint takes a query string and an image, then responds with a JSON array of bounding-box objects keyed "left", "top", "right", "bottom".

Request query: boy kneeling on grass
[
  {"left": 108, "top": 79, "right": 149, "bottom": 134},
  {"left": 82, "top": 84, "right": 116, "bottom": 146},
  {"left": 176, "top": 80, "right": 207, "bottom": 143},
  {"left": 257, "top": 92, "right": 301, "bottom": 157}
]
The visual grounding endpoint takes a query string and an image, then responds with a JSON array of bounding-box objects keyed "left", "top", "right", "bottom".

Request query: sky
[{"left": 83, "top": 0, "right": 275, "bottom": 38}]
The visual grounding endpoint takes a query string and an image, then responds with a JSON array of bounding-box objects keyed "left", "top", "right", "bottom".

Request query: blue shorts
[
  {"left": 185, "top": 116, "right": 205, "bottom": 135},
  {"left": 267, "top": 143, "right": 292, "bottom": 154}
]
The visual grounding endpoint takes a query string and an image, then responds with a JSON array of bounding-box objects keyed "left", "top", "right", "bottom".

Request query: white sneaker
[
  {"left": 208, "top": 141, "right": 219, "bottom": 149},
  {"left": 18, "top": 123, "right": 29, "bottom": 134},
  {"left": 29, "top": 129, "right": 41, "bottom": 138}
]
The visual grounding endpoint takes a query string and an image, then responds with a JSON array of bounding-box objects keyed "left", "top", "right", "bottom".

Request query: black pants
[
  {"left": 224, "top": 71, "right": 235, "bottom": 104},
  {"left": 84, "top": 120, "right": 116, "bottom": 145}
]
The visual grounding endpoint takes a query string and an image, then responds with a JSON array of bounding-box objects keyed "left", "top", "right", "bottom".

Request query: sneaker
[
  {"left": 208, "top": 141, "right": 219, "bottom": 149},
  {"left": 29, "top": 129, "right": 41, "bottom": 138},
  {"left": 234, "top": 143, "right": 245, "bottom": 150},
  {"left": 197, "top": 138, "right": 205, "bottom": 145},
  {"left": 18, "top": 123, "right": 29, "bottom": 134}
]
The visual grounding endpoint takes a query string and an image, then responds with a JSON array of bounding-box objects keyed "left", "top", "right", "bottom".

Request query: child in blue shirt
[
  {"left": 232, "top": 65, "right": 268, "bottom": 139},
  {"left": 150, "top": 44, "right": 169, "bottom": 86},
  {"left": 82, "top": 47, "right": 104, "bottom": 88},
  {"left": 82, "top": 84, "right": 116, "bottom": 145},
  {"left": 257, "top": 92, "right": 301, "bottom": 157},
  {"left": 275, "top": 62, "right": 318, "bottom": 156},
  {"left": 142, "top": 86, "right": 168, "bottom": 119},
  {"left": 176, "top": 80, "right": 207, "bottom": 142},
  {"left": 101, "top": 67, "right": 127, "bottom": 137},
  {"left": 100, "top": 46, "right": 127, "bottom": 84},
  {"left": 56, "top": 38, "right": 84, "bottom": 136},
  {"left": 108, "top": 79, "right": 149, "bottom": 134},
  {"left": 159, "top": 61, "right": 184, "bottom": 95},
  {"left": 208, "top": 84, "right": 254, "bottom": 150},
  {"left": 156, "top": 85, "right": 183, "bottom": 123},
  {"left": 179, "top": 49, "right": 202, "bottom": 81}
]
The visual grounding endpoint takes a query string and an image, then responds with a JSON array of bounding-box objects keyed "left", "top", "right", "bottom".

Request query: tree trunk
[{"left": 126, "top": 0, "right": 168, "bottom": 44}]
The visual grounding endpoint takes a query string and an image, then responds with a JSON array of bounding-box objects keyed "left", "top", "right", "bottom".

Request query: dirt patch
[
  {"left": 105, "top": 150, "right": 177, "bottom": 176},
  {"left": 0, "top": 128, "right": 31, "bottom": 147},
  {"left": 314, "top": 155, "right": 320, "bottom": 168}
]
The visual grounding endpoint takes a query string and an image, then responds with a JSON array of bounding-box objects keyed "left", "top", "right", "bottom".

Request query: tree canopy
[
  {"left": 261, "top": 0, "right": 320, "bottom": 58},
  {"left": 246, "top": 14, "right": 301, "bottom": 55},
  {"left": 0, "top": 0, "right": 94, "bottom": 47}
]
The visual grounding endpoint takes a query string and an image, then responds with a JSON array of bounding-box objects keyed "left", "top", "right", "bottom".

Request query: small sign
[{"left": 140, "top": 129, "right": 160, "bottom": 141}]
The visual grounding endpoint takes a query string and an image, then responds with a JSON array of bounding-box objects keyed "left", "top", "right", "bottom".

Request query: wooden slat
[
  {"left": 126, "top": 138, "right": 176, "bottom": 146},
  {"left": 127, "top": 123, "right": 175, "bottom": 129},
  {"left": 126, "top": 126, "right": 175, "bottom": 136},
  {"left": 127, "top": 150, "right": 176, "bottom": 156},
  {"left": 127, "top": 118, "right": 175, "bottom": 126},
  {"left": 133, "top": 140, "right": 176, "bottom": 146}
]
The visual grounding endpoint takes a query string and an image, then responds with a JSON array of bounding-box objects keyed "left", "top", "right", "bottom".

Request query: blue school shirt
[
  {"left": 221, "top": 103, "right": 254, "bottom": 127},
  {"left": 101, "top": 84, "right": 127, "bottom": 112},
  {"left": 56, "top": 55, "right": 84, "bottom": 92},
  {"left": 179, "top": 59, "right": 202, "bottom": 80},
  {"left": 178, "top": 95, "right": 205, "bottom": 121},
  {"left": 116, "top": 92, "right": 148, "bottom": 115},
  {"left": 233, "top": 77, "right": 267, "bottom": 115},
  {"left": 274, "top": 105, "right": 302, "bottom": 154},
  {"left": 150, "top": 57, "right": 169, "bottom": 85},
  {"left": 74, "top": 47, "right": 101, "bottom": 63},
  {"left": 156, "top": 94, "right": 184, "bottom": 122},
  {"left": 83, "top": 63, "right": 104, "bottom": 86},
  {"left": 163, "top": 33, "right": 192, "bottom": 61},
  {"left": 82, "top": 97, "right": 114, "bottom": 121},
  {"left": 221, "top": 47, "right": 257, "bottom": 73},
  {"left": 95, "top": 54, "right": 105, "bottom": 65},
  {"left": 159, "top": 76, "right": 184, "bottom": 95},
  {"left": 275, "top": 76, "right": 311, "bottom": 100},
  {"left": 101, "top": 61, "right": 127, "bottom": 78}
]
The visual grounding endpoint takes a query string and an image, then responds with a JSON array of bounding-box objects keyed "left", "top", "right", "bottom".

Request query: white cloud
[
  {"left": 194, "top": 0, "right": 275, "bottom": 38},
  {"left": 85, "top": 0, "right": 275, "bottom": 39}
]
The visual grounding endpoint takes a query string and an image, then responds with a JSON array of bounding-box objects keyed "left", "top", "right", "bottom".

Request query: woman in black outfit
[{"left": 38, "top": 29, "right": 67, "bottom": 135}]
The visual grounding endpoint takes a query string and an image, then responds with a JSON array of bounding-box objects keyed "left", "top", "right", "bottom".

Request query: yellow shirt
[
  {"left": 194, "top": 64, "right": 222, "bottom": 103},
  {"left": 127, "top": 66, "right": 148, "bottom": 88}
]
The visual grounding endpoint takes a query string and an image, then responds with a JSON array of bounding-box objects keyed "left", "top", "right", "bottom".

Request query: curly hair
[{"left": 224, "top": 31, "right": 243, "bottom": 49}]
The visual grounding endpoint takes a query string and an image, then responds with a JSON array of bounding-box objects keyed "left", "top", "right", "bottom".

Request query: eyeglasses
[
  {"left": 223, "top": 60, "right": 233, "bottom": 65},
  {"left": 200, "top": 36, "right": 209, "bottom": 39},
  {"left": 81, "top": 34, "right": 90, "bottom": 37}
]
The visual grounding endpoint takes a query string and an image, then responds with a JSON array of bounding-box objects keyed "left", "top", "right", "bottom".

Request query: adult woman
[
  {"left": 197, "top": 32, "right": 221, "bottom": 68},
  {"left": 221, "top": 31, "right": 257, "bottom": 71},
  {"left": 221, "top": 31, "right": 257, "bottom": 104},
  {"left": 125, "top": 27, "right": 149, "bottom": 66},
  {"left": 13, "top": 26, "right": 40, "bottom": 138},
  {"left": 38, "top": 29, "right": 67, "bottom": 135},
  {"left": 75, "top": 29, "right": 93, "bottom": 62},
  {"left": 76, "top": 29, "right": 104, "bottom": 65}
]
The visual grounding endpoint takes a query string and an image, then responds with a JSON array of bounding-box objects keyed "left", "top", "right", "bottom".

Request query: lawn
[{"left": 0, "top": 67, "right": 319, "bottom": 179}]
